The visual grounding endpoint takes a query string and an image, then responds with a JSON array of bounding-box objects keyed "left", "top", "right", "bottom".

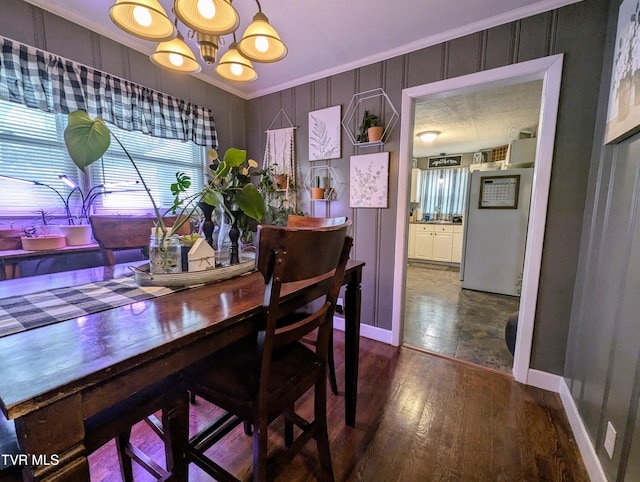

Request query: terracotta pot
[
  {"left": 273, "top": 174, "right": 288, "bottom": 190},
  {"left": 0, "top": 228, "right": 23, "bottom": 250},
  {"left": 368, "top": 126, "right": 384, "bottom": 142},
  {"left": 311, "top": 187, "right": 325, "bottom": 200},
  {"left": 21, "top": 235, "right": 66, "bottom": 251}
]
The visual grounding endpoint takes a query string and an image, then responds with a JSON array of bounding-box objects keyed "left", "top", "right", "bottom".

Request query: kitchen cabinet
[
  {"left": 414, "top": 224, "right": 434, "bottom": 259},
  {"left": 451, "top": 225, "right": 464, "bottom": 263},
  {"left": 408, "top": 223, "right": 417, "bottom": 258},
  {"left": 408, "top": 223, "right": 463, "bottom": 263},
  {"left": 410, "top": 168, "right": 421, "bottom": 203},
  {"left": 432, "top": 225, "right": 453, "bottom": 261}
]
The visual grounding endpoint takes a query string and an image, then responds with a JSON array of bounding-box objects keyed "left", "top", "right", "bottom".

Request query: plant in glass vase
[
  {"left": 201, "top": 147, "right": 265, "bottom": 264},
  {"left": 64, "top": 110, "right": 201, "bottom": 273}
]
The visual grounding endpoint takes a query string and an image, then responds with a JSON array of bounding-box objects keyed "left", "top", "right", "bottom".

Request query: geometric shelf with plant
[
  {"left": 303, "top": 165, "right": 343, "bottom": 201},
  {"left": 342, "top": 88, "right": 399, "bottom": 147}
]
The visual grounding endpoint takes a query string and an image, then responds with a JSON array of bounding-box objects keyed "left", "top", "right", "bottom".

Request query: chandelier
[{"left": 109, "top": 0, "right": 287, "bottom": 82}]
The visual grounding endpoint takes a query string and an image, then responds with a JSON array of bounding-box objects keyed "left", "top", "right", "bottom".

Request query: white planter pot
[{"left": 57, "top": 224, "right": 93, "bottom": 246}]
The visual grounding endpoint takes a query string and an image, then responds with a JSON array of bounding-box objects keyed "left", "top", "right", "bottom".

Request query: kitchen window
[{"left": 418, "top": 167, "right": 469, "bottom": 218}]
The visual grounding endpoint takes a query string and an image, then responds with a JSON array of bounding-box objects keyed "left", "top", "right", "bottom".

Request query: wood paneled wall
[{"left": 247, "top": 1, "right": 609, "bottom": 377}]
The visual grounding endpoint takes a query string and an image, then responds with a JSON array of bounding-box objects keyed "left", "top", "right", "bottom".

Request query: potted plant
[
  {"left": 254, "top": 164, "right": 302, "bottom": 225},
  {"left": 311, "top": 175, "right": 325, "bottom": 200},
  {"left": 357, "top": 110, "right": 383, "bottom": 143},
  {"left": 64, "top": 110, "right": 201, "bottom": 273},
  {"left": 20, "top": 209, "right": 67, "bottom": 250}
]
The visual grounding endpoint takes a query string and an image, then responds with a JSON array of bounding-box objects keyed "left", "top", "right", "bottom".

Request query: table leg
[
  {"left": 163, "top": 390, "right": 190, "bottom": 481},
  {"left": 343, "top": 269, "right": 362, "bottom": 427},
  {"left": 14, "top": 394, "right": 91, "bottom": 481}
]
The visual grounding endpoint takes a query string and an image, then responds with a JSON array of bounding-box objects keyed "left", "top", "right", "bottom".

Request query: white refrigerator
[{"left": 459, "top": 168, "right": 533, "bottom": 296}]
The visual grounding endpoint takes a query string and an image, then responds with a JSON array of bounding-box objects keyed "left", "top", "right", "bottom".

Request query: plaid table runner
[{"left": 0, "top": 276, "right": 184, "bottom": 338}]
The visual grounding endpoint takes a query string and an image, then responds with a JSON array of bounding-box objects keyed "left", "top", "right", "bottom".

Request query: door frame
[{"left": 390, "top": 54, "right": 564, "bottom": 384}]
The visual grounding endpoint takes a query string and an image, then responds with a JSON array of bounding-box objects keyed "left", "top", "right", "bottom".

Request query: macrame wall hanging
[{"left": 264, "top": 109, "right": 297, "bottom": 210}]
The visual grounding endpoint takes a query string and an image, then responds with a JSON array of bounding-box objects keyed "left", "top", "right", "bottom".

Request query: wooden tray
[{"left": 132, "top": 253, "right": 256, "bottom": 287}]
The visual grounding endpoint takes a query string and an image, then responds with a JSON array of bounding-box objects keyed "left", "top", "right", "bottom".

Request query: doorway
[{"left": 391, "top": 55, "right": 564, "bottom": 384}]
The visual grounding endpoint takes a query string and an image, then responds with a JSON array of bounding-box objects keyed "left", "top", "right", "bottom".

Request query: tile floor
[{"left": 403, "top": 262, "right": 520, "bottom": 373}]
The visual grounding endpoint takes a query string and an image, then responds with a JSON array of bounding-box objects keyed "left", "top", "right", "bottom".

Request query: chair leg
[
  {"left": 115, "top": 428, "right": 134, "bottom": 482},
  {"left": 328, "top": 330, "right": 339, "bottom": 395},
  {"left": 253, "top": 418, "right": 268, "bottom": 482},
  {"left": 315, "top": 379, "right": 335, "bottom": 482},
  {"left": 244, "top": 420, "right": 253, "bottom": 435},
  {"left": 284, "top": 403, "right": 294, "bottom": 447}
]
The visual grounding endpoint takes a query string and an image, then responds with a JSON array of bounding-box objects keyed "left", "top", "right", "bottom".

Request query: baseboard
[
  {"left": 559, "top": 378, "right": 607, "bottom": 482},
  {"left": 526, "top": 368, "right": 562, "bottom": 392},
  {"left": 332, "top": 316, "right": 393, "bottom": 344}
]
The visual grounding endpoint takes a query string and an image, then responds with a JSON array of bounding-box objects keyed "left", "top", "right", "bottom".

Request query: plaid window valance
[{"left": 0, "top": 36, "right": 218, "bottom": 148}]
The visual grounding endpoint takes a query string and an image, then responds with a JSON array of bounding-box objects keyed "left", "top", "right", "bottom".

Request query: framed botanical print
[
  {"left": 308, "top": 106, "right": 341, "bottom": 160},
  {"left": 349, "top": 152, "right": 389, "bottom": 208}
]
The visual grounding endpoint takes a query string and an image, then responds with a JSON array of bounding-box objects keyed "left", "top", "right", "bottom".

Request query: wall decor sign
[
  {"left": 605, "top": 0, "right": 640, "bottom": 144},
  {"left": 308, "top": 105, "right": 341, "bottom": 160},
  {"left": 349, "top": 152, "right": 389, "bottom": 208},
  {"left": 479, "top": 175, "right": 520, "bottom": 209},
  {"left": 428, "top": 155, "right": 462, "bottom": 168}
]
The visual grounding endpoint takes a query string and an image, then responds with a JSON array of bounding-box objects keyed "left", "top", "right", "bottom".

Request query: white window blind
[{"left": 0, "top": 98, "right": 205, "bottom": 219}]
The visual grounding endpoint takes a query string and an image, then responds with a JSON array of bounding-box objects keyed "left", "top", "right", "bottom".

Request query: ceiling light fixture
[
  {"left": 109, "top": 0, "right": 177, "bottom": 41},
  {"left": 151, "top": 31, "right": 202, "bottom": 73},
  {"left": 109, "top": 0, "right": 287, "bottom": 81},
  {"left": 215, "top": 37, "right": 258, "bottom": 82},
  {"left": 237, "top": 1, "right": 287, "bottom": 63},
  {"left": 417, "top": 131, "right": 440, "bottom": 143}
]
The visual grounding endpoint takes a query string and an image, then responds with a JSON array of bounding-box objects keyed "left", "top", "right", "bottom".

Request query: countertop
[{"left": 410, "top": 220, "right": 462, "bottom": 225}]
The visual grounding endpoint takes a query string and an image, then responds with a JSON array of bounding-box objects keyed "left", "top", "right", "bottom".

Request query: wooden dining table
[{"left": 0, "top": 259, "right": 364, "bottom": 481}]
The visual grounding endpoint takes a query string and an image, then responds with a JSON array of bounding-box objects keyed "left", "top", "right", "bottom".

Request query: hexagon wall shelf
[
  {"left": 342, "top": 88, "right": 398, "bottom": 147},
  {"left": 303, "top": 165, "right": 343, "bottom": 201}
]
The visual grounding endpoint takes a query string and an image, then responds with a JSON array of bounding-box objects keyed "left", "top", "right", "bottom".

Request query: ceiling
[
  {"left": 21, "top": 0, "right": 571, "bottom": 157},
  {"left": 23, "top": 0, "right": 578, "bottom": 100},
  {"left": 412, "top": 80, "right": 543, "bottom": 158}
]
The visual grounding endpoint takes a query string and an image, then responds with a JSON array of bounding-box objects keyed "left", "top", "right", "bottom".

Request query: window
[
  {"left": 418, "top": 167, "right": 469, "bottom": 218},
  {"left": 0, "top": 98, "right": 205, "bottom": 219}
]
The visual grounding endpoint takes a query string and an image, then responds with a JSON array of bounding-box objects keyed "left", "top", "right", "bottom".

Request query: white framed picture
[
  {"left": 308, "top": 105, "right": 341, "bottom": 160},
  {"left": 349, "top": 152, "right": 389, "bottom": 208},
  {"left": 605, "top": 0, "right": 640, "bottom": 143}
]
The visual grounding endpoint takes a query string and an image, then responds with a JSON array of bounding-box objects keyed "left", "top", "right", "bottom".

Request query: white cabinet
[
  {"left": 451, "top": 225, "right": 464, "bottom": 263},
  {"left": 408, "top": 223, "right": 417, "bottom": 258},
  {"left": 408, "top": 223, "right": 463, "bottom": 263},
  {"left": 410, "top": 168, "right": 421, "bottom": 203},
  {"left": 414, "top": 224, "right": 434, "bottom": 259},
  {"left": 432, "top": 225, "right": 453, "bottom": 261}
]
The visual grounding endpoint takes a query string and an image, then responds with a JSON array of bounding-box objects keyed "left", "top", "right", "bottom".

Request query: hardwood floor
[{"left": 89, "top": 332, "right": 588, "bottom": 481}]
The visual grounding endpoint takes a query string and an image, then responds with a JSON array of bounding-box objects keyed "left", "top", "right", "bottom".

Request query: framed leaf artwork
[
  {"left": 308, "top": 106, "right": 341, "bottom": 160},
  {"left": 349, "top": 152, "right": 389, "bottom": 208}
]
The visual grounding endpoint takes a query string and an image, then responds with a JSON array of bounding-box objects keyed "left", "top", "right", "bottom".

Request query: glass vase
[{"left": 149, "top": 234, "right": 182, "bottom": 274}]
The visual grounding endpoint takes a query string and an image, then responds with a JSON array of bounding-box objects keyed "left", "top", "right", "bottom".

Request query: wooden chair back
[
  {"left": 286, "top": 214, "right": 348, "bottom": 228},
  {"left": 90, "top": 215, "right": 191, "bottom": 265},
  {"left": 255, "top": 221, "right": 352, "bottom": 390}
]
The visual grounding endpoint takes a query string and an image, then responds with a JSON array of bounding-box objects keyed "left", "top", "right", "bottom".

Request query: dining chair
[
  {"left": 0, "top": 375, "right": 188, "bottom": 482},
  {"left": 90, "top": 215, "right": 191, "bottom": 266},
  {"left": 182, "top": 221, "right": 353, "bottom": 481},
  {"left": 286, "top": 215, "right": 348, "bottom": 396}
]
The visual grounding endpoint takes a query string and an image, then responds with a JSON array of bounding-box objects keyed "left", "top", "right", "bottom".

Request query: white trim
[
  {"left": 526, "top": 369, "right": 562, "bottom": 392},
  {"left": 391, "top": 55, "right": 565, "bottom": 385},
  {"left": 559, "top": 379, "right": 608, "bottom": 482},
  {"left": 333, "top": 316, "right": 393, "bottom": 344}
]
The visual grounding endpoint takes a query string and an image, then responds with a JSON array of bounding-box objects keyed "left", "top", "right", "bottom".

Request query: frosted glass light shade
[
  {"left": 417, "top": 131, "right": 440, "bottom": 143},
  {"left": 238, "top": 12, "right": 287, "bottom": 63},
  {"left": 109, "top": 0, "right": 176, "bottom": 41},
  {"left": 215, "top": 43, "right": 257, "bottom": 82},
  {"left": 150, "top": 33, "right": 202, "bottom": 73},
  {"left": 174, "top": 0, "right": 240, "bottom": 35}
]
